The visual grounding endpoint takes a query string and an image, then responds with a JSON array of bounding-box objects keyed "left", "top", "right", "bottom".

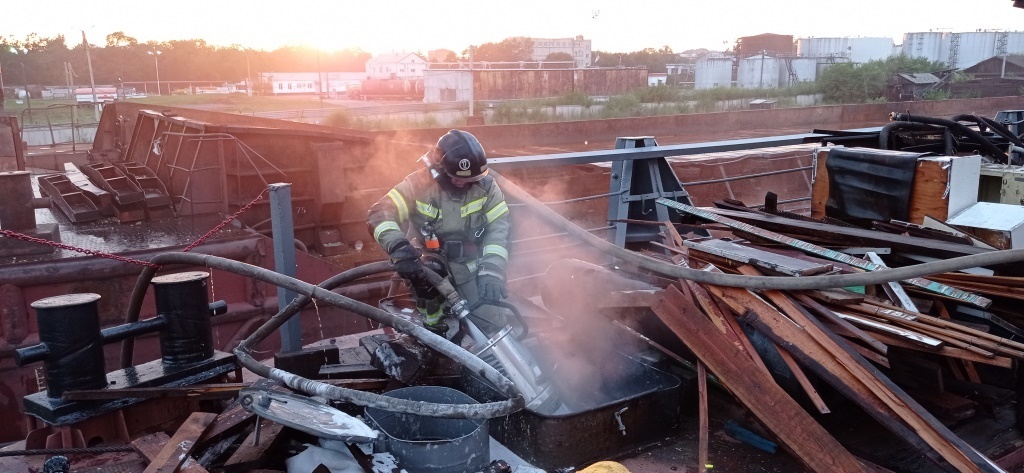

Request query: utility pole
[
  {"left": 468, "top": 46, "right": 474, "bottom": 117},
  {"left": 246, "top": 51, "right": 253, "bottom": 98},
  {"left": 81, "top": 31, "right": 99, "bottom": 120}
]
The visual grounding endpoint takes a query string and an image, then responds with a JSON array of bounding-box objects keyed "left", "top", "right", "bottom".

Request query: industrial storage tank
[
  {"left": 902, "top": 32, "right": 946, "bottom": 62},
  {"left": 778, "top": 57, "right": 822, "bottom": 86},
  {"left": 737, "top": 55, "right": 781, "bottom": 89},
  {"left": 695, "top": 57, "right": 733, "bottom": 89},
  {"left": 797, "top": 37, "right": 896, "bottom": 63}
]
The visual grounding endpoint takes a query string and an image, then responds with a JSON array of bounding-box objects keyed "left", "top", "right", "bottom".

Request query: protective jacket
[{"left": 368, "top": 168, "right": 511, "bottom": 288}]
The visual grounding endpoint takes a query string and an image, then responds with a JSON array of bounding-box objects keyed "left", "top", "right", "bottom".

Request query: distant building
[
  {"left": 528, "top": 35, "right": 592, "bottom": 68},
  {"left": 259, "top": 72, "right": 365, "bottom": 96},
  {"left": 963, "top": 55, "right": 1024, "bottom": 77},
  {"left": 735, "top": 33, "right": 795, "bottom": 59},
  {"left": 427, "top": 49, "right": 457, "bottom": 62},
  {"left": 365, "top": 52, "right": 428, "bottom": 79},
  {"left": 648, "top": 73, "right": 668, "bottom": 86},
  {"left": 885, "top": 73, "right": 943, "bottom": 101}
]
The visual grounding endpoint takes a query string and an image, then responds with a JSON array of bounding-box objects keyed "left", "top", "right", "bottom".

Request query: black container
[
  {"left": 460, "top": 352, "right": 681, "bottom": 470},
  {"left": 31, "top": 294, "right": 108, "bottom": 398},
  {"left": 152, "top": 271, "right": 214, "bottom": 366}
]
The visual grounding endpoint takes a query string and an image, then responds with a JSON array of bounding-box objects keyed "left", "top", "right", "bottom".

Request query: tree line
[
  {"left": 0, "top": 32, "right": 373, "bottom": 88},
  {"left": 2, "top": 32, "right": 694, "bottom": 90}
]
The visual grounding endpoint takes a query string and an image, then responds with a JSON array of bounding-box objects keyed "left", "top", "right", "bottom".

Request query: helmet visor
[{"left": 448, "top": 168, "right": 489, "bottom": 186}]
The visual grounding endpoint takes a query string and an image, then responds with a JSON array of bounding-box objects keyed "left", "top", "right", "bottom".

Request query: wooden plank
[
  {"left": 775, "top": 342, "right": 831, "bottom": 414},
  {"left": 64, "top": 383, "right": 249, "bottom": 401},
  {"left": 133, "top": 432, "right": 209, "bottom": 473},
  {"left": 850, "top": 302, "right": 1024, "bottom": 359},
  {"left": 733, "top": 265, "right": 831, "bottom": 414},
  {"left": 598, "top": 289, "right": 662, "bottom": 308},
  {"left": 684, "top": 278, "right": 773, "bottom": 375},
  {"left": 697, "top": 361, "right": 709, "bottom": 473},
  {"left": 794, "top": 293, "right": 887, "bottom": 355},
  {"left": 866, "top": 252, "right": 920, "bottom": 313},
  {"left": 935, "top": 300, "right": 982, "bottom": 384},
  {"left": 657, "top": 198, "right": 992, "bottom": 308},
  {"left": 649, "top": 285, "right": 867, "bottom": 473},
  {"left": 698, "top": 204, "right": 991, "bottom": 259},
  {"left": 832, "top": 311, "right": 944, "bottom": 348},
  {"left": 705, "top": 283, "right": 995, "bottom": 472},
  {"left": 684, "top": 238, "right": 834, "bottom": 276},
  {"left": 139, "top": 412, "right": 217, "bottom": 473},
  {"left": 224, "top": 419, "right": 286, "bottom": 473},
  {"left": 807, "top": 289, "right": 864, "bottom": 305},
  {"left": 867, "top": 332, "right": 1013, "bottom": 368},
  {"left": 198, "top": 378, "right": 282, "bottom": 446}
]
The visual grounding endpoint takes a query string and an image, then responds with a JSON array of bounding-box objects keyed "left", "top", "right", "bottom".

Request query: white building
[
  {"left": 365, "top": 52, "right": 428, "bottom": 79},
  {"left": 259, "top": 72, "right": 365, "bottom": 95},
  {"left": 529, "top": 36, "right": 592, "bottom": 68}
]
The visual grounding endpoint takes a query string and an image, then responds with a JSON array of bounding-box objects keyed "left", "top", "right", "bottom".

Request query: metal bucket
[{"left": 364, "top": 386, "right": 489, "bottom": 473}]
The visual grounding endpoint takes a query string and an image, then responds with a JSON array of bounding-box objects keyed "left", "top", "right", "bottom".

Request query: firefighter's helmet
[{"left": 435, "top": 129, "right": 488, "bottom": 183}]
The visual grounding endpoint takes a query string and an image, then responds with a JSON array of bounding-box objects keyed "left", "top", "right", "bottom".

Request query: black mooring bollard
[
  {"left": 27, "top": 294, "right": 107, "bottom": 398},
  {"left": 152, "top": 271, "right": 215, "bottom": 366}
]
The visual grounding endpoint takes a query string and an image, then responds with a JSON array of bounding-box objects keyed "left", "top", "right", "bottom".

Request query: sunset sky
[{"left": 5, "top": 0, "right": 1021, "bottom": 54}]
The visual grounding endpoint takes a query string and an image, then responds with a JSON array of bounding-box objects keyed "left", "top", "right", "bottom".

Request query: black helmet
[{"left": 435, "top": 130, "right": 488, "bottom": 182}]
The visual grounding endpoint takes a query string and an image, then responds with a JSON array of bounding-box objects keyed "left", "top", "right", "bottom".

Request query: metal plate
[{"left": 240, "top": 388, "right": 378, "bottom": 443}]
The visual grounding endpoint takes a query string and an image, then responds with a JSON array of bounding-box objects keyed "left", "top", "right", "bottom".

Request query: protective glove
[
  {"left": 389, "top": 240, "right": 425, "bottom": 281},
  {"left": 477, "top": 264, "right": 508, "bottom": 301}
]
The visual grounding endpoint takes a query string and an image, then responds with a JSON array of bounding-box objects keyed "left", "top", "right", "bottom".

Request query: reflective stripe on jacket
[{"left": 367, "top": 168, "right": 511, "bottom": 273}]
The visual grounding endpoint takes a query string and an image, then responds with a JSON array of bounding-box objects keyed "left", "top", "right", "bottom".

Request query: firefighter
[{"left": 368, "top": 129, "right": 511, "bottom": 337}]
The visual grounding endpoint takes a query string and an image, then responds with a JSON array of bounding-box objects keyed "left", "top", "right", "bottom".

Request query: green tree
[
  {"left": 818, "top": 55, "right": 948, "bottom": 103},
  {"left": 466, "top": 37, "right": 533, "bottom": 62}
]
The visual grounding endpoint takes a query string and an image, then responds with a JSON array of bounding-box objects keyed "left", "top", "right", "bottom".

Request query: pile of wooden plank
[{"left": 605, "top": 198, "right": 1024, "bottom": 473}]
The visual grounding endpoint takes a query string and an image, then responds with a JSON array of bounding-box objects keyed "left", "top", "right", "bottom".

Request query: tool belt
[{"left": 441, "top": 239, "right": 478, "bottom": 260}]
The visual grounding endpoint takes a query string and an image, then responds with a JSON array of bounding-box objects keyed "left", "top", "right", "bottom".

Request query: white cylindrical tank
[
  {"left": 902, "top": 32, "right": 945, "bottom": 62},
  {"left": 695, "top": 57, "right": 733, "bottom": 89},
  {"left": 779, "top": 58, "right": 821, "bottom": 86},
  {"left": 737, "top": 55, "right": 781, "bottom": 89},
  {"left": 798, "top": 37, "right": 895, "bottom": 63}
]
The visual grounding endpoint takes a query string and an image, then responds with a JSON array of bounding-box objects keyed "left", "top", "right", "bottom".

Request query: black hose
[
  {"left": 892, "top": 112, "right": 1008, "bottom": 161},
  {"left": 980, "top": 116, "right": 1024, "bottom": 148},
  {"left": 491, "top": 170, "right": 1024, "bottom": 290},
  {"left": 878, "top": 121, "right": 946, "bottom": 151},
  {"left": 147, "top": 252, "right": 524, "bottom": 420},
  {"left": 951, "top": 114, "right": 988, "bottom": 133},
  {"left": 120, "top": 265, "right": 159, "bottom": 368}
]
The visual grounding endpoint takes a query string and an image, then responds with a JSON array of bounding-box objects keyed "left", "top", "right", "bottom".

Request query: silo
[
  {"left": 902, "top": 32, "right": 945, "bottom": 63},
  {"left": 737, "top": 55, "right": 781, "bottom": 89},
  {"left": 695, "top": 57, "right": 733, "bottom": 89}
]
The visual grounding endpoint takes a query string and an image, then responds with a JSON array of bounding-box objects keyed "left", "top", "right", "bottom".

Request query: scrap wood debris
[{"left": 616, "top": 197, "right": 1024, "bottom": 473}]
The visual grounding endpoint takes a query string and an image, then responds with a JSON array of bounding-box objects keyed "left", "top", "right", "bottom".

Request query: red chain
[
  {"left": 0, "top": 188, "right": 271, "bottom": 269},
  {"left": 0, "top": 228, "right": 162, "bottom": 269},
  {"left": 182, "top": 188, "right": 269, "bottom": 252}
]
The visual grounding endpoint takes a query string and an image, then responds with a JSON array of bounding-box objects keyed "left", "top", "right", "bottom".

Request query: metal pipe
[{"left": 146, "top": 252, "right": 523, "bottom": 419}]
